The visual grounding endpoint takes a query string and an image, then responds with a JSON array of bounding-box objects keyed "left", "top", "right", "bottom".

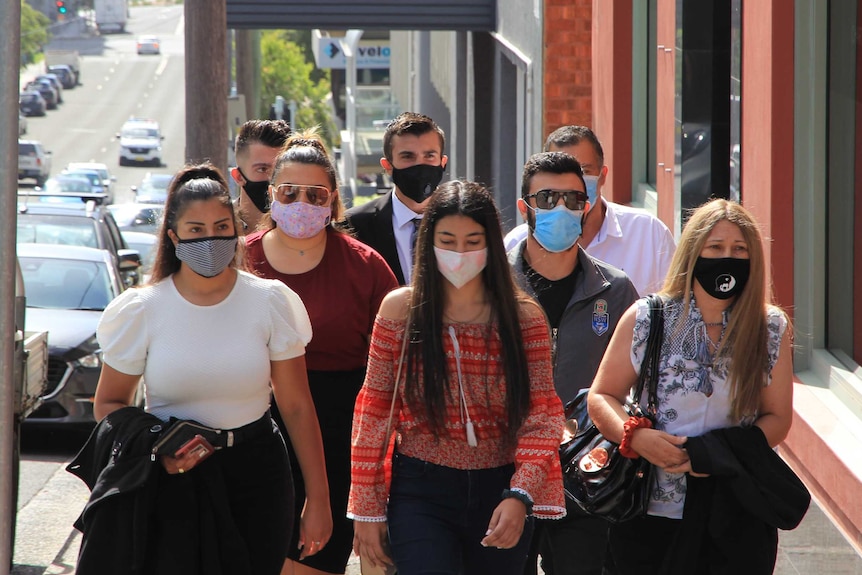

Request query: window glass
[{"left": 826, "top": 0, "right": 861, "bottom": 366}]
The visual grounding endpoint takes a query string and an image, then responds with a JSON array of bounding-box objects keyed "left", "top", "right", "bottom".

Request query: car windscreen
[
  {"left": 122, "top": 128, "right": 159, "bottom": 139},
  {"left": 17, "top": 214, "right": 99, "bottom": 248},
  {"left": 19, "top": 257, "right": 113, "bottom": 310},
  {"left": 45, "top": 178, "right": 92, "bottom": 194}
]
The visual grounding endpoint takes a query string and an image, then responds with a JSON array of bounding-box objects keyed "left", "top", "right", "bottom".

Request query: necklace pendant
[{"left": 298, "top": 250, "right": 305, "bottom": 256}]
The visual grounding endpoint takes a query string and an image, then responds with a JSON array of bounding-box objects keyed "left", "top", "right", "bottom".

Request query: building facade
[{"left": 388, "top": 0, "right": 862, "bottom": 553}]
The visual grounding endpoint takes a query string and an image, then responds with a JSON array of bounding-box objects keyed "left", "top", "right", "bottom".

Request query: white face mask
[{"left": 433, "top": 246, "right": 488, "bottom": 289}]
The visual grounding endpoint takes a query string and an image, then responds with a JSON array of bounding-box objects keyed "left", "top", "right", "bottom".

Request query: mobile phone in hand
[{"left": 174, "top": 434, "right": 215, "bottom": 461}]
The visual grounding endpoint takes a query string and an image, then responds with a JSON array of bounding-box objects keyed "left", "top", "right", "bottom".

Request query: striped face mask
[{"left": 175, "top": 236, "right": 238, "bottom": 278}]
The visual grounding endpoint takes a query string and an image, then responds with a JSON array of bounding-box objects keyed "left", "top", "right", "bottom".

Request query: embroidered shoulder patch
[{"left": 592, "top": 299, "right": 609, "bottom": 336}]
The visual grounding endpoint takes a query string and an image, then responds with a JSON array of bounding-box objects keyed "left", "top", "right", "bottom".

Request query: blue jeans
[{"left": 387, "top": 453, "right": 535, "bottom": 575}]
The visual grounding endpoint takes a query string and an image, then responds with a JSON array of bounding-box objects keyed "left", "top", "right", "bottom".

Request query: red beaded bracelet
[{"left": 619, "top": 416, "right": 653, "bottom": 459}]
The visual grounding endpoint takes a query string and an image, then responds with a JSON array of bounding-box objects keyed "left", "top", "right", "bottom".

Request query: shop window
[{"left": 826, "top": 0, "right": 862, "bottom": 368}]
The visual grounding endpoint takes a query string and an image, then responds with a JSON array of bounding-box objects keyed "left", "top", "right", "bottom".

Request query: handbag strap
[
  {"left": 633, "top": 294, "right": 664, "bottom": 419},
  {"left": 380, "top": 326, "right": 409, "bottom": 458}
]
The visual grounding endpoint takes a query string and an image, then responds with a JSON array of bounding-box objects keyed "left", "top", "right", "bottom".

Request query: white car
[
  {"left": 136, "top": 36, "right": 160, "bottom": 55},
  {"left": 117, "top": 119, "right": 163, "bottom": 167},
  {"left": 18, "top": 140, "right": 52, "bottom": 186}
]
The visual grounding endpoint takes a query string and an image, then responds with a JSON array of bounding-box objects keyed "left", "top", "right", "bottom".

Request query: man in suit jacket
[{"left": 342, "top": 112, "right": 447, "bottom": 285}]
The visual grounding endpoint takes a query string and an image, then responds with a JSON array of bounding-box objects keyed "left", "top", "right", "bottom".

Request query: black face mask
[
  {"left": 693, "top": 257, "right": 751, "bottom": 300},
  {"left": 237, "top": 167, "right": 271, "bottom": 213},
  {"left": 391, "top": 164, "right": 445, "bottom": 204}
]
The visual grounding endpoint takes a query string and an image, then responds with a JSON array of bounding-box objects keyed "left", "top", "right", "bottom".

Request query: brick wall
[{"left": 543, "top": 0, "right": 593, "bottom": 139}]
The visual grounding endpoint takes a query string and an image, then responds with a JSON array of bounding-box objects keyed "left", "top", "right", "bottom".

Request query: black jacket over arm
[
  {"left": 664, "top": 426, "right": 810, "bottom": 575},
  {"left": 67, "top": 407, "right": 258, "bottom": 575},
  {"left": 342, "top": 191, "right": 404, "bottom": 284}
]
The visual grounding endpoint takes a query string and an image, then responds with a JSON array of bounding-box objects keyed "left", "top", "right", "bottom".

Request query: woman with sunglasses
[
  {"left": 245, "top": 129, "right": 399, "bottom": 575},
  {"left": 349, "top": 180, "right": 566, "bottom": 575}
]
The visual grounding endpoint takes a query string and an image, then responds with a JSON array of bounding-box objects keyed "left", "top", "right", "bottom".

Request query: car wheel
[
  {"left": 119, "top": 157, "right": 128, "bottom": 167},
  {"left": 35, "top": 176, "right": 45, "bottom": 187}
]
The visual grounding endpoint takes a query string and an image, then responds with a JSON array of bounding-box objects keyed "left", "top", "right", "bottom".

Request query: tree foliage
[
  {"left": 21, "top": 1, "right": 51, "bottom": 67},
  {"left": 260, "top": 30, "right": 337, "bottom": 147}
]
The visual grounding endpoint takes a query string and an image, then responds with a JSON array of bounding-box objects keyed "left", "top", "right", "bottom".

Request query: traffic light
[{"left": 56, "top": 1, "right": 68, "bottom": 14}]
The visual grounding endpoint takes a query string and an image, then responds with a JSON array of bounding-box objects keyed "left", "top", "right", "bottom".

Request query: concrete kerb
[{"left": 12, "top": 464, "right": 88, "bottom": 574}]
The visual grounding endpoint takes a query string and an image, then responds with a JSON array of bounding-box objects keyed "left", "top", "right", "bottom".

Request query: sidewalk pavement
[{"left": 14, "top": 459, "right": 862, "bottom": 574}]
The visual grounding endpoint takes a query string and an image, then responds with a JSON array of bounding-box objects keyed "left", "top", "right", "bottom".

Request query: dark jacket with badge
[{"left": 509, "top": 242, "right": 639, "bottom": 404}]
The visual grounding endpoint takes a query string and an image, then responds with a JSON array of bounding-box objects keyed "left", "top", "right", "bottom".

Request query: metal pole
[
  {"left": 0, "top": 0, "right": 22, "bottom": 571},
  {"left": 340, "top": 30, "right": 363, "bottom": 193}
]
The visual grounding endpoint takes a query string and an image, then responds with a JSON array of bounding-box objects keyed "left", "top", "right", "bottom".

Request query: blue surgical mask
[
  {"left": 583, "top": 175, "right": 599, "bottom": 206},
  {"left": 529, "top": 204, "right": 583, "bottom": 252}
]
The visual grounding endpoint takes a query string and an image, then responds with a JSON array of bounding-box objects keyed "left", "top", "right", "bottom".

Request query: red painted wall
[{"left": 740, "top": 0, "right": 795, "bottom": 311}]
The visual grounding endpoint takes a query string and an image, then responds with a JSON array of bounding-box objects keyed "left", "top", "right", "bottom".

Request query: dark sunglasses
[
  {"left": 525, "top": 189, "right": 588, "bottom": 211},
  {"left": 272, "top": 183, "right": 331, "bottom": 207}
]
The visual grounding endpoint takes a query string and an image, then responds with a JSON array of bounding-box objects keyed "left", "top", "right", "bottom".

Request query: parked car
[
  {"left": 18, "top": 243, "right": 127, "bottom": 427},
  {"left": 107, "top": 202, "right": 165, "bottom": 234},
  {"left": 136, "top": 35, "right": 161, "bottom": 55},
  {"left": 119, "top": 230, "right": 158, "bottom": 283},
  {"left": 117, "top": 118, "right": 163, "bottom": 167},
  {"left": 131, "top": 172, "right": 172, "bottom": 204},
  {"left": 18, "top": 140, "right": 52, "bottom": 186},
  {"left": 42, "top": 176, "right": 94, "bottom": 196},
  {"left": 17, "top": 196, "right": 142, "bottom": 287},
  {"left": 24, "top": 80, "right": 58, "bottom": 110},
  {"left": 66, "top": 162, "right": 116, "bottom": 197},
  {"left": 46, "top": 65, "right": 77, "bottom": 89},
  {"left": 19, "top": 91, "right": 47, "bottom": 117},
  {"left": 35, "top": 74, "right": 64, "bottom": 104},
  {"left": 62, "top": 168, "right": 110, "bottom": 202},
  {"left": 18, "top": 112, "right": 27, "bottom": 136}
]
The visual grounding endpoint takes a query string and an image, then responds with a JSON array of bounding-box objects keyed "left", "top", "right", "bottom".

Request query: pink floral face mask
[{"left": 270, "top": 200, "right": 331, "bottom": 239}]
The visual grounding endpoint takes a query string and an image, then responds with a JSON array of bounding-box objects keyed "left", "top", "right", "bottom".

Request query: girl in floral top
[
  {"left": 589, "top": 199, "right": 794, "bottom": 573},
  {"left": 348, "top": 180, "right": 566, "bottom": 575}
]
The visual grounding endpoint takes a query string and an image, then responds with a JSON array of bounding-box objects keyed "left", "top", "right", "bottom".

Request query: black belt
[{"left": 209, "top": 412, "right": 276, "bottom": 449}]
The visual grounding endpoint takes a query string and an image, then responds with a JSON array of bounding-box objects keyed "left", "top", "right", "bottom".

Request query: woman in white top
[
  {"left": 588, "top": 199, "right": 794, "bottom": 573},
  {"left": 93, "top": 164, "right": 332, "bottom": 574}
]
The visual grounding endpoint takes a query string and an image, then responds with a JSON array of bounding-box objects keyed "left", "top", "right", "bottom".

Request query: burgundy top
[{"left": 245, "top": 228, "right": 398, "bottom": 371}]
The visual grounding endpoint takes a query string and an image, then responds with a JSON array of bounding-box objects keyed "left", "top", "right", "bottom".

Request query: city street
[
  {"left": 19, "top": 3, "right": 186, "bottom": 202},
  {"left": 12, "top": 4, "right": 862, "bottom": 575}
]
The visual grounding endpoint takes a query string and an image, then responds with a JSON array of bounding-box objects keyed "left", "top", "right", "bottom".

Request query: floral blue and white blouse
[{"left": 630, "top": 295, "right": 787, "bottom": 519}]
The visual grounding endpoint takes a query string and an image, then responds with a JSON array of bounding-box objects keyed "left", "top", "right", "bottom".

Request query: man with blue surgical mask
[
  {"left": 508, "top": 152, "right": 638, "bottom": 575},
  {"left": 504, "top": 126, "right": 676, "bottom": 296}
]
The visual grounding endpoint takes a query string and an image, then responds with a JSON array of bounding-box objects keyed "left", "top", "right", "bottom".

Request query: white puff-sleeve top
[{"left": 97, "top": 270, "right": 312, "bottom": 429}]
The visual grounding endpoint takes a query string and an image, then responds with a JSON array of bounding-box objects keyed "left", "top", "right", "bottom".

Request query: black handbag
[{"left": 559, "top": 294, "right": 664, "bottom": 524}]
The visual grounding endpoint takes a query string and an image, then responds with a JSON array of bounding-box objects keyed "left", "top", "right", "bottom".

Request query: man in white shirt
[
  {"left": 342, "top": 112, "right": 448, "bottom": 285},
  {"left": 504, "top": 126, "right": 676, "bottom": 295}
]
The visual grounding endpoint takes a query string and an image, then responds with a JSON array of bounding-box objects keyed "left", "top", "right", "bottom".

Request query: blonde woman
[{"left": 588, "top": 199, "right": 796, "bottom": 573}]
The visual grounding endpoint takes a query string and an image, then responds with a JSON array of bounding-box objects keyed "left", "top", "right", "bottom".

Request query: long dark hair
[
  {"left": 405, "top": 180, "right": 532, "bottom": 444},
  {"left": 150, "top": 163, "right": 240, "bottom": 283}
]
